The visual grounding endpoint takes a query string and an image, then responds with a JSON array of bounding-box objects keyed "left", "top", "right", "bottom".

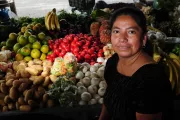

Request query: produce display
[{"left": 0, "top": 0, "right": 180, "bottom": 114}]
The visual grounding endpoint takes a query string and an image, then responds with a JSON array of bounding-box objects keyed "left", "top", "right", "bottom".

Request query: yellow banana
[
  {"left": 45, "top": 11, "right": 51, "bottom": 29},
  {"left": 153, "top": 53, "right": 161, "bottom": 63},
  {"left": 165, "top": 58, "right": 177, "bottom": 91},
  {"left": 173, "top": 59, "right": 180, "bottom": 68},
  {"left": 46, "top": 11, "right": 53, "bottom": 30},
  {"left": 169, "top": 52, "right": 180, "bottom": 62},
  {"left": 50, "top": 13, "right": 56, "bottom": 30},
  {"left": 54, "top": 14, "right": 60, "bottom": 30}
]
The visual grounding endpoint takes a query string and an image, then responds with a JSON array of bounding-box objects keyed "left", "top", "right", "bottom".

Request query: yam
[
  {"left": 19, "top": 78, "right": 32, "bottom": 85},
  {"left": 13, "top": 80, "right": 22, "bottom": 88},
  {"left": 24, "top": 89, "right": 33, "bottom": 102},
  {"left": 5, "top": 79, "right": 14, "bottom": 87},
  {"left": 8, "top": 103, "right": 15, "bottom": 110},
  {"left": 0, "top": 83, "right": 8, "bottom": 94},
  {"left": 2, "top": 106, "right": 8, "bottom": 112},
  {"left": 28, "top": 100, "right": 38, "bottom": 108},
  {"left": 23, "top": 90, "right": 28, "bottom": 96},
  {"left": 9, "top": 87, "right": 18, "bottom": 100},
  {"left": 18, "top": 83, "right": 29, "bottom": 92},
  {"left": 38, "top": 86, "right": 46, "bottom": 94},
  {"left": 18, "top": 97, "right": 25, "bottom": 105},
  {"left": 42, "top": 93, "right": 49, "bottom": 103},
  {"left": 19, "top": 105, "right": 31, "bottom": 112},
  {"left": 6, "top": 68, "right": 13, "bottom": 74},
  {"left": 46, "top": 99, "right": 54, "bottom": 108},
  {"left": 4, "top": 95, "right": 11, "bottom": 104},
  {"left": 15, "top": 70, "right": 21, "bottom": 78}
]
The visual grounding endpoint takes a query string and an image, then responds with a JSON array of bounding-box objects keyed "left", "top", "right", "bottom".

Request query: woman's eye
[
  {"left": 112, "top": 30, "right": 119, "bottom": 34},
  {"left": 128, "top": 30, "right": 136, "bottom": 34}
]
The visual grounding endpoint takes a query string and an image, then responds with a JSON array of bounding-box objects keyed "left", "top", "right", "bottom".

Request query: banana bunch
[
  {"left": 45, "top": 8, "right": 60, "bottom": 31},
  {"left": 153, "top": 44, "right": 180, "bottom": 95}
]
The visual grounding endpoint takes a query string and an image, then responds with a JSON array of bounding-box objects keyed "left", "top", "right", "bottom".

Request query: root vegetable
[
  {"left": 82, "top": 77, "right": 91, "bottom": 87},
  {"left": 79, "top": 100, "right": 87, "bottom": 106},
  {"left": 18, "top": 97, "right": 25, "bottom": 105},
  {"left": 2, "top": 106, "right": 8, "bottom": 112},
  {"left": 88, "top": 85, "right": 98, "bottom": 95},
  {"left": 43, "top": 76, "right": 50, "bottom": 87},
  {"left": 13, "top": 80, "right": 22, "bottom": 88},
  {"left": 91, "top": 78, "right": 100, "bottom": 86},
  {"left": 12, "top": 61, "right": 20, "bottom": 71},
  {"left": 81, "top": 62, "right": 90, "bottom": 69},
  {"left": 85, "top": 71, "right": 91, "bottom": 77},
  {"left": 1, "top": 82, "right": 9, "bottom": 94},
  {"left": 0, "top": 99, "right": 5, "bottom": 106},
  {"left": 9, "top": 87, "right": 18, "bottom": 100},
  {"left": 90, "top": 66, "right": 98, "bottom": 72},
  {"left": 33, "top": 59, "right": 43, "bottom": 65},
  {"left": 43, "top": 93, "right": 49, "bottom": 103},
  {"left": 76, "top": 82, "right": 84, "bottom": 87},
  {"left": 33, "top": 77, "right": 44, "bottom": 85},
  {"left": 16, "top": 102, "right": 20, "bottom": 110},
  {"left": 8, "top": 103, "right": 15, "bottom": 110},
  {"left": 19, "top": 105, "right": 31, "bottom": 112},
  {"left": 99, "top": 81, "right": 107, "bottom": 88},
  {"left": 98, "top": 98, "right": 104, "bottom": 104},
  {"left": 20, "top": 70, "right": 31, "bottom": 78},
  {"left": 38, "top": 86, "right": 46, "bottom": 95},
  {"left": 41, "top": 71, "right": 49, "bottom": 77},
  {"left": 0, "top": 93, "right": 5, "bottom": 99},
  {"left": 93, "top": 94, "right": 101, "bottom": 100},
  {"left": 81, "top": 92, "right": 91, "bottom": 101},
  {"left": 88, "top": 99, "right": 97, "bottom": 105},
  {"left": 78, "top": 86, "right": 87, "bottom": 95},
  {"left": 75, "top": 71, "right": 84, "bottom": 80},
  {"left": 34, "top": 91, "right": 41, "bottom": 100},
  {"left": 28, "top": 100, "right": 39, "bottom": 108},
  {"left": 24, "top": 89, "right": 33, "bottom": 102},
  {"left": 4, "top": 95, "right": 11, "bottom": 104},
  {"left": 27, "top": 60, "right": 34, "bottom": 67},
  {"left": 49, "top": 74, "right": 57, "bottom": 83},
  {"left": 98, "top": 87, "right": 106, "bottom": 96},
  {"left": 25, "top": 67, "right": 39, "bottom": 76},
  {"left": 18, "top": 83, "right": 29, "bottom": 92},
  {"left": 5, "top": 79, "right": 14, "bottom": 87},
  {"left": 43, "top": 60, "right": 53, "bottom": 67},
  {"left": 31, "top": 65, "right": 43, "bottom": 71}
]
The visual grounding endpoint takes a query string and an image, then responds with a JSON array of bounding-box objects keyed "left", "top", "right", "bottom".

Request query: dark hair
[{"left": 110, "top": 6, "right": 147, "bottom": 35}]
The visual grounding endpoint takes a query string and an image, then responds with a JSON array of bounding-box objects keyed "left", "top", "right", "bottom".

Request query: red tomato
[
  {"left": 87, "top": 36, "right": 93, "bottom": 41},
  {"left": 90, "top": 61, "right": 96, "bottom": 65},
  {"left": 63, "top": 38, "right": 69, "bottom": 44},
  {"left": 67, "top": 35, "right": 73, "bottom": 41},
  {"left": 73, "top": 36, "right": 79, "bottom": 42},
  {"left": 84, "top": 54, "right": 91, "bottom": 60},
  {"left": 54, "top": 49, "right": 60, "bottom": 55},
  {"left": 77, "top": 41, "right": 83, "bottom": 46},
  {"left": 80, "top": 51, "right": 86, "bottom": 56}
]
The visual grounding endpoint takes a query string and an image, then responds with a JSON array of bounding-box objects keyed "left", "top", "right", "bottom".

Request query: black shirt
[{"left": 103, "top": 53, "right": 173, "bottom": 120}]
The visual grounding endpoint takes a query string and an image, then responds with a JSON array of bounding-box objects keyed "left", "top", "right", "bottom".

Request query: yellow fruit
[
  {"left": 13, "top": 43, "right": 22, "bottom": 53},
  {"left": 32, "top": 41, "right": 41, "bottom": 49},
  {"left": 28, "top": 35, "right": 37, "bottom": 43},
  {"left": 18, "top": 35, "right": 28, "bottom": 46},
  {"left": 31, "top": 49, "right": 41, "bottom": 59},
  {"left": 15, "top": 53, "right": 24, "bottom": 61},
  {"left": 38, "top": 32, "right": 46, "bottom": 40},
  {"left": 40, "top": 53, "right": 46, "bottom": 60},
  {"left": 9, "top": 33, "right": 17, "bottom": 41},
  {"left": 40, "top": 45, "right": 49, "bottom": 53},
  {"left": 24, "top": 56, "right": 32, "bottom": 62}
]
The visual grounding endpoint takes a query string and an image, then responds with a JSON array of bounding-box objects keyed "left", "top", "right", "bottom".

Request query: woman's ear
[{"left": 142, "top": 34, "right": 147, "bottom": 47}]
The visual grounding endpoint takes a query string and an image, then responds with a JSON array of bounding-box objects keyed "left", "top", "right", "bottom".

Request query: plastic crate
[{"left": 69, "top": 0, "right": 95, "bottom": 10}]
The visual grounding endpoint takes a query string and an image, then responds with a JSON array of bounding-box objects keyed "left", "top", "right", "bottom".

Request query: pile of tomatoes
[{"left": 46, "top": 33, "right": 104, "bottom": 65}]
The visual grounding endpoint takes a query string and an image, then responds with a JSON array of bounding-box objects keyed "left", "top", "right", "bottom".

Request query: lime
[
  {"left": 32, "top": 41, "right": 41, "bottom": 49},
  {"left": 38, "top": 32, "right": 46, "bottom": 40},
  {"left": 18, "top": 35, "right": 28, "bottom": 46},
  {"left": 24, "top": 56, "right": 32, "bottom": 62},
  {"left": 21, "top": 26, "right": 27, "bottom": 33},
  {"left": 20, "top": 46, "right": 31, "bottom": 56},
  {"left": 41, "top": 39, "right": 48, "bottom": 45},
  {"left": 40, "top": 45, "right": 49, "bottom": 53},
  {"left": 31, "top": 49, "right": 41, "bottom": 59},
  {"left": 24, "top": 31, "right": 32, "bottom": 37},
  {"left": 28, "top": 35, "right": 37, "bottom": 43},
  {"left": 13, "top": 43, "right": 22, "bottom": 53},
  {"left": 9, "top": 33, "right": 17, "bottom": 41},
  {"left": 6, "top": 39, "right": 15, "bottom": 48},
  {"left": 40, "top": 53, "right": 47, "bottom": 60},
  {"left": 25, "top": 43, "right": 32, "bottom": 48}
]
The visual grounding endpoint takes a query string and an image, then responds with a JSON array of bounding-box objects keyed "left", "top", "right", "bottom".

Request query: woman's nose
[{"left": 118, "top": 33, "right": 128, "bottom": 42}]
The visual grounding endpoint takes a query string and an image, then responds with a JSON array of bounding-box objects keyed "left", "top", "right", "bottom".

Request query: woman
[{"left": 98, "top": 7, "right": 173, "bottom": 120}]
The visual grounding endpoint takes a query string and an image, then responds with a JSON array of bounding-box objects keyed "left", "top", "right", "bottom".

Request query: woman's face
[{"left": 111, "top": 15, "right": 146, "bottom": 58}]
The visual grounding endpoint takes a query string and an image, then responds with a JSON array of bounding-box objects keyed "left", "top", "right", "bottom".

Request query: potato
[
  {"left": 0, "top": 93, "right": 5, "bottom": 99},
  {"left": 0, "top": 100, "right": 5, "bottom": 106},
  {"left": 42, "top": 93, "right": 49, "bottom": 103},
  {"left": 18, "top": 97, "right": 26, "bottom": 105},
  {"left": 16, "top": 70, "right": 21, "bottom": 78},
  {"left": 24, "top": 89, "right": 33, "bottom": 102},
  {"left": 13, "top": 80, "right": 22, "bottom": 88},
  {"left": 16, "top": 102, "right": 20, "bottom": 110},
  {"left": 28, "top": 100, "right": 38, "bottom": 108},
  {"left": 2, "top": 106, "right": 8, "bottom": 112},
  {"left": 19, "top": 78, "right": 32, "bottom": 85},
  {"left": 23, "top": 90, "right": 28, "bottom": 96},
  {"left": 8, "top": 103, "right": 15, "bottom": 110},
  {"left": 9, "top": 87, "right": 18, "bottom": 100},
  {"left": 42, "top": 76, "right": 50, "bottom": 87},
  {"left": 46, "top": 99, "right": 54, "bottom": 108},
  {"left": 6, "top": 68, "right": 14, "bottom": 74},
  {"left": 4, "top": 95, "right": 11, "bottom": 104},
  {"left": 5, "top": 79, "right": 14, "bottom": 87},
  {"left": 0, "top": 83, "right": 8, "bottom": 94},
  {"left": 19, "top": 105, "right": 31, "bottom": 112},
  {"left": 18, "top": 83, "right": 29, "bottom": 92}
]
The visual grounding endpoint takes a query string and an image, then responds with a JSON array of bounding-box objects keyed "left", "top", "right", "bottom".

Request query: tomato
[
  {"left": 63, "top": 38, "right": 69, "bottom": 44},
  {"left": 87, "top": 36, "right": 93, "bottom": 41},
  {"left": 73, "top": 36, "right": 79, "bottom": 42},
  {"left": 84, "top": 54, "right": 91, "bottom": 60},
  {"left": 91, "top": 53, "right": 97, "bottom": 59},
  {"left": 67, "top": 35, "right": 73, "bottom": 41},
  {"left": 98, "top": 52, "right": 103, "bottom": 57},
  {"left": 64, "top": 45, "right": 70, "bottom": 52},
  {"left": 77, "top": 41, "right": 83, "bottom": 46},
  {"left": 85, "top": 41, "right": 91, "bottom": 46},
  {"left": 84, "top": 34, "right": 89, "bottom": 39},
  {"left": 54, "top": 49, "right": 60, "bottom": 55},
  {"left": 80, "top": 51, "right": 86, "bottom": 56},
  {"left": 60, "top": 50, "right": 66, "bottom": 57}
]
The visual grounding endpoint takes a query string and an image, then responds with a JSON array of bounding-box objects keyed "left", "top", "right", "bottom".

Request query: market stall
[{"left": 0, "top": 0, "right": 180, "bottom": 119}]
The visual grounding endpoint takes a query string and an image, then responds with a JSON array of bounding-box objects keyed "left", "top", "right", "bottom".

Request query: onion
[
  {"left": 97, "top": 57, "right": 105, "bottom": 63},
  {"left": 81, "top": 92, "right": 92, "bottom": 101}
]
